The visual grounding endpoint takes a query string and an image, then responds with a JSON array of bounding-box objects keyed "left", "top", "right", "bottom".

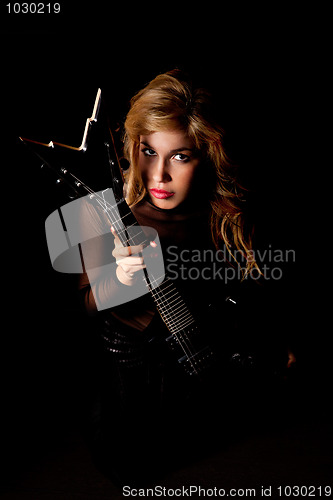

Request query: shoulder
[{"left": 78, "top": 195, "right": 110, "bottom": 238}]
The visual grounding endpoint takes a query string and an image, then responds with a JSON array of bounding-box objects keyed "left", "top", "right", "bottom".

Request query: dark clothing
[{"left": 78, "top": 195, "right": 288, "bottom": 486}]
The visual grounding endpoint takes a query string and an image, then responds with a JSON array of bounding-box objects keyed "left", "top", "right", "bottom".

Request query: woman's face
[{"left": 138, "top": 130, "right": 201, "bottom": 209}]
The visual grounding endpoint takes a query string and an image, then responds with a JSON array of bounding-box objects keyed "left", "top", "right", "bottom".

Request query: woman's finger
[
  {"left": 116, "top": 255, "right": 145, "bottom": 267},
  {"left": 111, "top": 226, "right": 144, "bottom": 257},
  {"left": 114, "top": 244, "right": 144, "bottom": 258},
  {"left": 120, "top": 263, "right": 146, "bottom": 274}
]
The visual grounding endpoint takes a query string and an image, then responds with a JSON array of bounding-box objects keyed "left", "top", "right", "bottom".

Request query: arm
[{"left": 78, "top": 198, "right": 154, "bottom": 316}]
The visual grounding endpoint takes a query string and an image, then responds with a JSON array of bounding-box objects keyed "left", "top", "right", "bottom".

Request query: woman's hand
[{"left": 111, "top": 226, "right": 157, "bottom": 286}]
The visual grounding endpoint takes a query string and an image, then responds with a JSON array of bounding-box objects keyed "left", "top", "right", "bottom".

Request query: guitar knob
[{"left": 230, "top": 353, "right": 242, "bottom": 364}]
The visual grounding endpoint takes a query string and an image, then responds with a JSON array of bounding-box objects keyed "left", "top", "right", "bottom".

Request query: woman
[{"left": 78, "top": 69, "right": 288, "bottom": 486}]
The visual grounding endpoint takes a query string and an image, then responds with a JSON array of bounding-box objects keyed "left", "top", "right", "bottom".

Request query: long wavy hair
[{"left": 122, "top": 69, "right": 260, "bottom": 276}]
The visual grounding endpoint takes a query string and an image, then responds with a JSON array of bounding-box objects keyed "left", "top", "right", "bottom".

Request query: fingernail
[
  {"left": 110, "top": 226, "right": 115, "bottom": 234},
  {"left": 150, "top": 240, "right": 157, "bottom": 248}
]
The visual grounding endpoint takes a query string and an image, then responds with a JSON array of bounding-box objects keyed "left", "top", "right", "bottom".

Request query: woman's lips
[{"left": 150, "top": 188, "right": 175, "bottom": 199}]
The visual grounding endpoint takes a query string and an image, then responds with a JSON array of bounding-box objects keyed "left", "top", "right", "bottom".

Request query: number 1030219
[
  {"left": 6, "top": 3, "right": 61, "bottom": 14},
  {"left": 277, "top": 485, "right": 332, "bottom": 497}
]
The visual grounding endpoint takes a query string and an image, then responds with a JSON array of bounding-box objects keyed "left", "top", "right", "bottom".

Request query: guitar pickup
[{"left": 165, "top": 335, "right": 179, "bottom": 350}]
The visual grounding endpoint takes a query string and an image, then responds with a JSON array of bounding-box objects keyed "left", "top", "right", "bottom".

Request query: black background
[{"left": 0, "top": 4, "right": 329, "bottom": 497}]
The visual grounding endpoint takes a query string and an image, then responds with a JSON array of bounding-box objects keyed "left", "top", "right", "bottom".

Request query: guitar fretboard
[
  {"left": 92, "top": 192, "right": 215, "bottom": 377},
  {"left": 145, "top": 276, "right": 196, "bottom": 333}
]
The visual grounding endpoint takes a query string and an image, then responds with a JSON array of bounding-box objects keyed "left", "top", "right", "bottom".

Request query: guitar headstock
[
  {"left": 19, "top": 88, "right": 125, "bottom": 202},
  {"left": 20, "top": 88, "right": 102, "bottom": 152}
]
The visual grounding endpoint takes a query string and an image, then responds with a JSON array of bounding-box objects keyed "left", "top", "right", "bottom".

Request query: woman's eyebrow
[
  {"left": 140, "top": 141, "right": 153, "bottom": 149},
  {"left": 140, "top": 141, "right": 193, "bottom": 154},
  {"left": 169, "top": 147, "right": 194, "bottom": 154}
]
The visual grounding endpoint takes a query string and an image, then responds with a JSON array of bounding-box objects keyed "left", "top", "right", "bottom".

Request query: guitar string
[
  {"left": 107, "top": 200, "right": 201, "bottom": 360},
  {"left": 142, "top": 277, "right": 193, "bottom": 327},
  {"left": 147, "top": 278, "right": 195, "bottom": 331},
  {"left": 73, "top": 179, "right": 197, "bottom": 330},
  {"left": 145, "top": 274, "right": 201, "bottom": 361},
  {"left": 69, "top": 174, "right": 202, "bottom": 372},
  {"left": 101, "top": 205, "right": 200, "bottom": 371},
  {"left": 144, "top": 275, "right": 196, "bottom": 338},
  {"left": 89, "top": 185, "right": 201, "bottom": 369},
  {"left": 146, "top": 281, "right": 199, "bottom": 360},
  {"left": 94, "top": 193, "right": 201, "bottom": 371},
  {"left": 118, "top": 223, "right": 201, "bottom": 368},
  {"left": 72, "top": 177, "right": 198, "bottom": 333},
  {"left": 87, "top": 186, "right": 193, "bottom": 354},
  {"left": 89, "top": 184, "right": 209, "bottom": 375},
  {"left": 143, "top": 273, "right": 200, "bottom": 375}
]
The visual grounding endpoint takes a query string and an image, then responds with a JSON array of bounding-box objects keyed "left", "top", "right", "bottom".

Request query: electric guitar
[{"left": 20, "top": 88, "right": 236, "bottom": 380}]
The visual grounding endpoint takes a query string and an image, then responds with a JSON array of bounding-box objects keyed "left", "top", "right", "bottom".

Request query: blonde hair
[{"left": 123, "top": 70, "right": 260, "bottom": 277}]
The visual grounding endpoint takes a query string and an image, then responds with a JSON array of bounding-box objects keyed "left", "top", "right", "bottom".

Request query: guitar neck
[
  {"left": 146, "top": 276, "right": 195, "bottom": 333},
  {"left": 108, "top": 198, "right": 196, "bottom": 330},
  {"left": 93, "top": 191, "right": 215, "bottom": 377},
  {"left": 107, "top": 198, "right": 150, "bottom": 247}
]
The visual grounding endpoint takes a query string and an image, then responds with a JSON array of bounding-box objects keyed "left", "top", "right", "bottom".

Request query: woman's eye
[
  {"left": 141, "top": 148, "right": 156, "bottom": 157},
  {"left": 173, "top": 153, "right": 190, "bottom": 162}
]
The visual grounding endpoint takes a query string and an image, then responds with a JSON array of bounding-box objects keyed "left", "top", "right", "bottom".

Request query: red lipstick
[{"left": 150, "top": 188, "right": 175, "bottom": 199}]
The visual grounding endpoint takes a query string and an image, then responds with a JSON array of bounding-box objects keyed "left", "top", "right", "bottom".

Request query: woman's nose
[{"left": 152, "top": 158, "right": 171, "bottom": 183}]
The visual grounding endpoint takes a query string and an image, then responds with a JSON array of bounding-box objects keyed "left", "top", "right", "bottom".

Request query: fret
[
  {"left": 168, "top": 318, "right": 196, "bottom": 333},
  {"left": 154, "top": 302, "right": 188, "bottom": 319},
  {"left": 151, "top": 286, "right": 187, "bottom": 313},
  {"left": 146, "top": 276, "right": 194, "bottom": 326},
  {"left": 151, "top": 294, "right": 196, "bottom": 331},
  {"left": 164, "top": 303, "right": 188, "bottom": 317},
  {"left": 96, "top": 197, "right": 148, "bottom": 248},
  {"left": 158, "top": 315, "right": 194, "bottom": 333},
  {"left": 150, "top": 287, "right": 183, "bottom": 314},
  {"left": 158, "top": 293, "right": 180, "bottom": 307},
  {"left": 161, "top": 312, "right": 193, "bottom": 330},
  {"left": 157, "top": 301, "right": 191, "bottom": 321}
]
